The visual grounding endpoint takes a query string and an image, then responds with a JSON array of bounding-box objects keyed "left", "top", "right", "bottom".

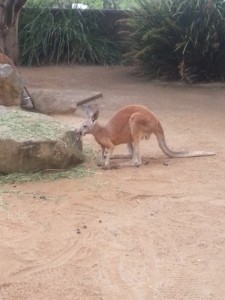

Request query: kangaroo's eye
[{"left": 83, "top": 125, "right": 87, "bottom": 128}]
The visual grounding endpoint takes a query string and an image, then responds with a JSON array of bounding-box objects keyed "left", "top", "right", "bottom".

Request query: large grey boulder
[
  {"left": 30, "top": 89, "right": 77, "bottom": 115},
  {"left": 0, "top": 109, "right": 83, "bottom": 174},
  {"left": 30, "top": 89, "right": 103, "bottom": 115},
  {"left": 0, "top": 64, "right": 24, "bottom": 106}
]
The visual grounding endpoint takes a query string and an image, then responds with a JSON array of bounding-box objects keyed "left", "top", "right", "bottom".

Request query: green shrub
[
  {"left": 126, "top": 0, "right": 225, "bottom": 82},
  {"left": 19, "top": 6, "right": 120, "bottom": 66}
]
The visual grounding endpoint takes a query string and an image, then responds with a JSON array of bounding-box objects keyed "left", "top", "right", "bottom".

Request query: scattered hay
[{"left": 0, "top": 166, "right": 96, "bottom": 184}]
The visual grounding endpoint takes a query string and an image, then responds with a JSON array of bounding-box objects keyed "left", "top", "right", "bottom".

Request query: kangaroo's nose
[{"left": 74, "top": 128, "right": 82, "bottom": 140}]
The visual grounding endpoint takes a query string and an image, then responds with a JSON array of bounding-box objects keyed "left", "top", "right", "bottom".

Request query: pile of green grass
[{"left": 0, "top": 110, "right": 64, "bottom": 140}]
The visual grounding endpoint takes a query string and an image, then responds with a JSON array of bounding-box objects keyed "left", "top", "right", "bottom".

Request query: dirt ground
[{"left": 0, "top": 65, "right": 225, "bottom": 300}]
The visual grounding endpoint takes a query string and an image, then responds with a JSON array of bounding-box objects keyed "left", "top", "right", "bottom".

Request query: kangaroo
[{"left": 77, "top": 105, "right": 215, "bottom": 169}]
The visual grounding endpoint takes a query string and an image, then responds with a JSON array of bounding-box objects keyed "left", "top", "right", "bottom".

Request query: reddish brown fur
[
  {"left": 79, "top": 104, "right": 215, "bottom": 169},
  {"left": 105, "top": 105, "right": 160, "bottom": 145}
]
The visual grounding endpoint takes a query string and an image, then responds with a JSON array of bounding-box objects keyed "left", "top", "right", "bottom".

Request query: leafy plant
[
  {"left": 126, "top": 0, "right": 225, "bottom": 82},
  {"left": 24, "top": 0, "right": 139, "bottom": 10},
  {"left": 19, "top": 4, "right": 120, "bottom": 65}
]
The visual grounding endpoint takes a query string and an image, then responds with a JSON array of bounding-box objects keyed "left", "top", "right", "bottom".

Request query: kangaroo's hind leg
[
  {"left": 131, "top": 140, "right": 142, "bottom": 166},
  {"left": 117, "top": 140, "right": 141, "bottom": 167},
  {"left": 110, "top": 143, "right": 134, "bottom": 160},
  {"left": 118, "top": 112, "right": 145, "bottom": 167}
]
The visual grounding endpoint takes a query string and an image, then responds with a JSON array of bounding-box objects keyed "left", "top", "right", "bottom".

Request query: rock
[
  {"left": 0, "top": 105, "right": 8, "bottom": 112},
  {"left": 30, "top": 89, "right": 77, "bottom": 115},
  {"left": 0, "top": 109, "right": 83, "bottom": 174},
  {"left": 0, "top": 64, "right": 24, "bottom": 106},
  {"left": 28, "top": 89, "right": 103, "bottom": 115}
]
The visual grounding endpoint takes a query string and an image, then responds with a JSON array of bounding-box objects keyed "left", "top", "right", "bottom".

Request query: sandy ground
[{"left": 0, "top": 65, "right": 225, "bottom": 300}]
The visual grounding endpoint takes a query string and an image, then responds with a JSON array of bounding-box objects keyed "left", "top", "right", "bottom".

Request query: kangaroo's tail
[{"left": 154, "top": 122, "right": 215, "bottom": 158}]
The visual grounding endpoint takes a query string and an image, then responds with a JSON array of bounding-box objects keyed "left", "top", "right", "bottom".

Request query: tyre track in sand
[{"left": 10, "top": 230, "right": 91, "bottom": 281}]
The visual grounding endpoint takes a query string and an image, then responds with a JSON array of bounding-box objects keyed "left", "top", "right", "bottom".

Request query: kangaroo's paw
[
  {"left": 101, "top": 162, "right": 120, "bottom": 170},
  {"left": 101, "top": 165, "right": 110, "bottom": 170},
  {"left": 97, "top": 160, "right": 105, "bottom": 166},
  {"left": 117, "top": 160, "right": 141, "bottom": 168}
]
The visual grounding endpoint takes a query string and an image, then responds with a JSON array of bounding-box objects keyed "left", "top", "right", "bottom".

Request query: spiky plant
[
  {"left": 19, "top": 2, "right": 120, "bottom": 66},
  {"left": 127, "top": 0, "right": 225, "bottom": 82}
]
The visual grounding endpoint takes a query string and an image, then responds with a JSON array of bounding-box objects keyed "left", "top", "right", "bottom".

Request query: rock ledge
[{"left": 0, "top": 109, "right": 83, "bottom": 174}]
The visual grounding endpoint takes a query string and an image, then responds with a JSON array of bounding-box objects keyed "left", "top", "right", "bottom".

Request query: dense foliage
[
  {"left": 127, "top": 0, "right": 225, "bottom": 82},
  {"left": 24, "top": 0, "right": 138, "bottom": 10},
  {"left": 19, "top": 7, "right": 121, "bottom": 65}
]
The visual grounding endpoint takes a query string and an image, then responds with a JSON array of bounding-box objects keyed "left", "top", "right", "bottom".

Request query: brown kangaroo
[{"left": 77, "top": 105, "right": 215, "bottom": 169}]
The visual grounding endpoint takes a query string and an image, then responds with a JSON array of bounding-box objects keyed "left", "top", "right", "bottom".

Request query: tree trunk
[{"left": 0, "top": 0, "right": 27, "bottom": 64}]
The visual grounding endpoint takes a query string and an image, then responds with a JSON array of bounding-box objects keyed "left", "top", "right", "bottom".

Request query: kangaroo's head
[{"left": 77, "top": 105, "right": 99, "bottom": 137}]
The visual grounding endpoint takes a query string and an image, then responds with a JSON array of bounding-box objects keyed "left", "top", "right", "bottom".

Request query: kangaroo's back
[{"left": 105, "top": 105, "right": 155, "bottom": 145}]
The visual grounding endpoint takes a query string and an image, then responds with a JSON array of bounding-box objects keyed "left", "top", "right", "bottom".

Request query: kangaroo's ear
[
  {"left": 85, "top": 105, "right": 93, "bottom": 118},
  {"left": 92, "top": 110, "right": 99, "bottom": 122},
  {"left": 85, "top": 105, "right": 99, "bottom": 122}
]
